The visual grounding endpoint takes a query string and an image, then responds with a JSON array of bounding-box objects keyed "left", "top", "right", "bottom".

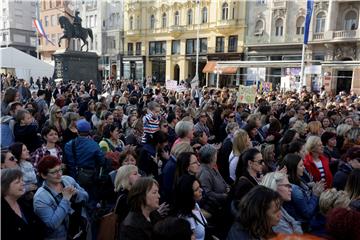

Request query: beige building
[
  {"left": 123, "top": 0, "right": 247, "bottom": 87},
  {"left": 39, "top": 0, "right": 72, "bottom": 64}
]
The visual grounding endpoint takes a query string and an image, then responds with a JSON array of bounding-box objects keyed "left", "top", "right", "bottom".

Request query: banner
[
  {"left": 165, "top": 80, "right": 178, "bottom": 91},
  {"left": 260, "top": 82, "right": 272, "bottom": 93},
  {"left": 304, "top": 0, "right": 314, "bottom": 44},
  {"left": 238, "top": 85, "right": 257, "bottom": 104}
]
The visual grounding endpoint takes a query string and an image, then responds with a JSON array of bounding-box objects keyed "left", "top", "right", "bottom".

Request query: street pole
[
  {"left": 35, "top": 0, "right": 40, "bottom": 59},
  {"left": 193, "top": 0, "right": 200, "bottom": 86},
  {"left": 299, "top": 43, "right": 306, "bottom": 92}
]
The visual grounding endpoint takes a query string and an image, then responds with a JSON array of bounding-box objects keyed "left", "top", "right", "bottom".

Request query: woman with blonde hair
[
  {"left": 114, "top": 165, "right": 141, "bottom": 223},
  {"left": 45, "top": 105, "right": 67, "bottom": 141},
  {"left": 62, "top": 112, "right": 79, "bottom": 144},
  {"left": 304, "top": 136, "right": 333, "bottom": 188},
  {"left": 229, "top": 129, "right": 251, "bottom": 182},
  {"left": 307, "top": 121, "right": 323, "bottom": 137},
  {"left": 336, "top": 124, "right": 352, "bottom": 153},
  {"left": 262, "top": 144, "right": 276, "bottom": 173}
]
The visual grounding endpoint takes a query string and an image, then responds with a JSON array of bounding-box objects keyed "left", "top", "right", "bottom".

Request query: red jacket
[{"left": 304, "top": 153, "right": 333, "bottom": 188}]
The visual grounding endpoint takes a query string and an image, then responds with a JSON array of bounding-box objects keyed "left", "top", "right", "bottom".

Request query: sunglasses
[{"left": 56, "top": 111, "right": 62, "bottom": 114}]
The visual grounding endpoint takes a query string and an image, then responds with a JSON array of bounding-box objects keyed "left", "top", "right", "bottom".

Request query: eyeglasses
[
  {"left": 190, "top": 161, "right": 200, "bottom": 166},
  {"left": 48, "top": 168, "right": 63, "bottom": 175},
  {"left": 252, "top": 159, "right": 265, "bottom": 165},
  {"left": 8, "top": 156, "right": 17, "bottom": 162}
]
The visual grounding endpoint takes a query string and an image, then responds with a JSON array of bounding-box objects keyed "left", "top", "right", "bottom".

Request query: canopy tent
[{"left": 0, "top": 47, "right": 54, "bottom": 81}]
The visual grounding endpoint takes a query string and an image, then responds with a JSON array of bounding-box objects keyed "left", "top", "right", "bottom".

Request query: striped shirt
[
  {"left": 142, "top": 112, "right": 160, "bottom": 143},
  {"left": 314, "top": 160, "right": 325, "bottom": 181}
]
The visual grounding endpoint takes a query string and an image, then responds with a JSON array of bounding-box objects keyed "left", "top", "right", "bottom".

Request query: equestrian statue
[{"left": 58, "top": 11, "right": 93, "bottom": 52}]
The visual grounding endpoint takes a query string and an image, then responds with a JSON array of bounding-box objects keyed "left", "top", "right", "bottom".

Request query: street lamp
[{"left": 214, "top": 64, "right": 222, "bottom": 89}]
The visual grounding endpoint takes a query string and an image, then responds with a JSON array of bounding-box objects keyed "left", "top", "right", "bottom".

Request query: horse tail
[{"left": 88, "top": 29, "right": 93, "bottom": 42}]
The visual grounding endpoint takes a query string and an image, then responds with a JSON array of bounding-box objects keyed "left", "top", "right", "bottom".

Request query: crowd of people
[{"left": 1, "top": 74, "right": 360, "bottom": 240}]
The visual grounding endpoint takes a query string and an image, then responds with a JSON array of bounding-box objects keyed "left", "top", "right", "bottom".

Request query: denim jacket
[{"left": 33, "top": 176, "right": 88, "bottom": 240}]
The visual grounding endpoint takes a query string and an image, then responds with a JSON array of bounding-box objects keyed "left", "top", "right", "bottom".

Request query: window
[
  {"left": 228, "top": 35, "right": 238, "bottom": 52},
  {"left": 86, "top": 16, "right": 89, "bottom": 28},
  {"left": 202, "top": 7, "right": 207, "bottom": 23},
  {"left": 174, "top": 11, "right": 180, "bottom": 26},
  {"left": 275, "top": 18, "right": 283, "bottom": 36},
  {"left": 49, "top": 0, "right": 52, "bottom": 8},
  {"left": 56, "top": 1, "right": 61, "bottom": 7},
  {"left": 162, "top": 13, "right": 167, "bottom": 28},
  {"left": 344, "top": 11, "right": 357, "bottom": 30},
  {"left": 255, "top": 20, "right": 264, "bottom": 35},
  {"left": 187, "top": 9, "right": 192, "bottom": 25},
  {"left": 90, "top": 15, "right": 94, "bottom": 27},
  {"left": 44, "top": 16, "right": 49, "bottom": 27},
  {"left": 256, "top": 0, "right": 266, "bottom": 4},
  {"left": 172, "top": 40, "right": 180, "bottom": 54},
  {"left": 216, "top": 37, "right": 225, "bottom": 52},
  {"left": 51, "top": 15, "right": 55, "bottom": 26},
  {"left": 296, "top": 16, "right": 305, "bottom": 35},
  {"left": 315, "top": 12, "right": 326, "bottom": 33},
  {"left": 129, "top": 16, "right": 133, "bottom": 30},
  {"left": 128, "top": 43, "right": 134, "bottom": 55},
  {"left": 185, "top": 38, "right": 207, "bottom": 54},
  {"left": 136, "top": 16, "right": 140, "bottom": 29},
  {"left": 222, "top": 3, "right": 228, "bottom": 20},
  {"left": 94, "top": 15, "right": 97, "bottom": 27},
  {"left": 150, "top": 15, "right": 155, "bottom": 29},
  {"left": 149, "top": 41, "right": 166, "bottom": 55},
  {"left": 136, "top": 42, "right": 141, "bottom": 55}
]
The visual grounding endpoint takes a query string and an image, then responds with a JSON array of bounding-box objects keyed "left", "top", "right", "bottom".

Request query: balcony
[
  {"left": 216, "top": 19, "right": 238, "bottom": 35},
  {"left": 272, "top": 0, "right": 287, "bottom": 9},
  {"left": 169, "top": 25, "right": 185, "bottom": 37},
  {"left": 333, "top": 30, "right": 358, "bottom": 39},
  {"left": 313, "top": 33, "right": 324, "bottom": 40}
]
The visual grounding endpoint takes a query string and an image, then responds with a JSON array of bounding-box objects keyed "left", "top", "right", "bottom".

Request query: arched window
[
  {"left": 202, "top": 7, "right": 207, "bottom": 23},
  {"left": 296, "top": 16, "right": 305, "bottom": 35},
  {"left": 150, "top": 15, "right": 155, "bottom": 29},
  {"left": 129, "top": 16, "right": 133, "bottom": 30},
  {"left": 315, "top": 12, "right": 326, "bottom": 33},
  {"left": 255, "top": 20, "right": 264, "bottom": 35},
  {"left": 187, "top": 9, "right": 193, "bottom": 25},
  {"left": 275, "top": 18, "right": 283, "bottom": 36},
  {"left": 344, "top": 11, "right": 358, "bottom": 30},
  {"left": 174, "top": 11, "right": 180, "bottom": 26},
  {"left": 162, "top": 13, "right": 167, "bottom": 28},
  {"left": 222, "top": 2, "right": 228, "bottom": 20}
]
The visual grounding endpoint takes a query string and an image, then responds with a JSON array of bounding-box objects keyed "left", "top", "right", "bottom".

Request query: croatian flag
[
  {"left": 33, "top": 19, "right": 55, "bottom": 46},
  {"left": 304, "top": 0, "right": 314, "bottom": 45}
]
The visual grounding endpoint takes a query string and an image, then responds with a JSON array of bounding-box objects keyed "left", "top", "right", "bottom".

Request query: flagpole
[
  {"left": 35, "top": 0, "right": 39, "bottom": 59},
  {"left": 299, "top": 43, "right": 306, "bottom": 93}
]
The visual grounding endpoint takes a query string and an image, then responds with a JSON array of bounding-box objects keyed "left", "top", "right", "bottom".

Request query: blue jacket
[
  {"left": 64, "top": 136, "right": 105, "bottom": 178},
  {"left": 162, "top": 155, "right": 176, "bottom": 201},
  {"left": 33, "top": 176, "right": 88, "bottom": 240},
  {"left": 333, "top": 162, "right": 352, "bottom": 190},
  {"left": 0, "top": 116, "right": 15, "bottom": 148},
  {"left": 273, "top": 207, "right": 303, "bottom": 234},
  {"left": 283, "top": 183, "right": 319, "bottom": 223}
]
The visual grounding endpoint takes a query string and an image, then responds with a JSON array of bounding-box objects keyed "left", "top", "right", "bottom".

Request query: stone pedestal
[{"left": 53, "top": 50, "right": 101, "bottom": 89}]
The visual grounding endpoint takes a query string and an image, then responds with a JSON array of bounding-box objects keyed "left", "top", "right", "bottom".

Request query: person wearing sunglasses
[{"left": 1, "top": 149, "right": 19, "bottom": 169}]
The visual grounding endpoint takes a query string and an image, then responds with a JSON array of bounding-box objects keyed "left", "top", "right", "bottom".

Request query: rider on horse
[{"left": 70, "top": 11, "right": 82, "bottom": 37}]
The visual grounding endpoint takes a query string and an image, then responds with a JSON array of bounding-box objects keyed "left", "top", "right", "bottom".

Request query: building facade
[
  {"left": 0, "top": 0, "right": 37, "bottom": 56},
  {"left": 123, "top": 0, "right": 246, "bottom": 87},
  {"left": 39, "top": 0, "right": 73, "bottom": 63},
  {"left": 243, "top": 0, "right": 359, "bottom": 94}
]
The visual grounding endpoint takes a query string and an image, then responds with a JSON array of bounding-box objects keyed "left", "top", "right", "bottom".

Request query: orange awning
[
  {"left": 220, "top": 67, "right": 238, "bottom": 74},
  {"left": 202, "top": 61, "right": 216, "bottom": 73}
]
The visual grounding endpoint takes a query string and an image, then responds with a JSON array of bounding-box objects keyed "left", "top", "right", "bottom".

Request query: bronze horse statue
[{"left": 58, "top": 16, "right": 93, "bottom": 51}]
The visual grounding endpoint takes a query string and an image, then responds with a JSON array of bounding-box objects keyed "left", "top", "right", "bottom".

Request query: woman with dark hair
[
  {"left": 138, "top": 131, "right": 169, "bottom": 180},
  {"left": 1, "top": 87, "right": 20, "bottom": 115},
  {"left": 227, "top": 185, "right": 281, "bottom": 239},
  {"left": 99, "top": 124, "right": 125, "bottom": 153},
  {"left": 83, "top": 100, "right": 96, "bottom": 123},
  {"left": 326, "top": 207, "right": 360, "bottom": 240},
  {"left": 31, "top": 126, "right": 63, "bottom": 168},
  {"left": 1, "top": 168, "right": 44, "bottom": 240},
  {"left": 333, "top": 147, "right": 360, "bottom": 190},
  {"left": 173, "top": 151, "right": 200, "bottom": 187},
  {"left": 244, "top": 122, "right": 260, "bottom": 147},
  {"left": 281, "top": 153, "right": 324, "bottom": 229},
  {"left": 119, "top": 177, "right": 161, "bottom": 240},
  {"left": 33, "top": 155, "right": 89, "bottom": 239},
  {"left": 1, "top": 149, "right": 19, "bottom": 169},
  {"left": 233, "top": 148, "right": 263, "bottom": 207},
  {"left": 279, "top": 129, "right": 299, "bottom": 157},
  {"left": 9, "top": 143, "right": 37, "bottom": 194},
  {"left": 345, "top": 169, "right": 360, "bottom": 211},
  {"left": 174, "top": 174, "right": 206, "bottom": 240}
]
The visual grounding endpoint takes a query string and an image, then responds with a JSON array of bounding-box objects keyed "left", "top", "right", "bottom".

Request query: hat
[
  {"left": 76, "top": 119, "right": 91, "bottom": 133},
  {"left": 321, "top": 131, "right": 337, "bottom": 145}
]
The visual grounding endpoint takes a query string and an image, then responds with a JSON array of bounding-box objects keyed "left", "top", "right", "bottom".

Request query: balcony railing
[
  {"left": 333, "top": 30, "right": 357, "bottom": 39},
  {"left": 273, "top": 0, "right": 287, "bottom": 9},
  {"left": 216, "top": 19, "right": 238, "bottom": 27},
  {"left": 169, "top": 25, "right": 185, "bottom": 33},
  {"left": 313, "top": 33, "right": 324, "bottom": 40}
]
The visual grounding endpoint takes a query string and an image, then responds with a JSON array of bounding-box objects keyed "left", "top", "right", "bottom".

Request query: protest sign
[{"left": 238, "top": 85, "right": 256, "bottom": 104}]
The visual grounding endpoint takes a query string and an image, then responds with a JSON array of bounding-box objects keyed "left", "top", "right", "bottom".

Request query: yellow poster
[{"left": 238, "top": 85, "right": 257, "bottom": 104}]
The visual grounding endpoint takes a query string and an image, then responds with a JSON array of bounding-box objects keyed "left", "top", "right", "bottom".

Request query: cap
[{"left": 76, "top": 119, "right": 91, "bottom": 133}]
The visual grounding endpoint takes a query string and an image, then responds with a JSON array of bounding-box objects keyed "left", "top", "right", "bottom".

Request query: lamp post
[{"left": 214, "top": 64, "right": 222, "bottom": 89}]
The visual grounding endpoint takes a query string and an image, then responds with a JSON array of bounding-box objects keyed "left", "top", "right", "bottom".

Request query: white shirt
[{"left": 184, "top": 203, "right": 207, "bottom": 240}]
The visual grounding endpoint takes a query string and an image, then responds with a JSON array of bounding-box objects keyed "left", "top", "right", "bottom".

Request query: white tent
[{"left": 0, "top": 47, "right": 54, "bottom": 81}]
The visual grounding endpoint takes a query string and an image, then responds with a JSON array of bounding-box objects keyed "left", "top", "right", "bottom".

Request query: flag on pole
[
  {"left": 33, "top": 19, "right": 55, "bottom": 46},
  {"left": 304, "top": 0, "right": 314, "bottom": 45}
]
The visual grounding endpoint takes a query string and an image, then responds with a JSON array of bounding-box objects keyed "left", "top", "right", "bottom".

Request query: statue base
[{"left": 52, "top": 50, "right": 101, "bottom": 89}]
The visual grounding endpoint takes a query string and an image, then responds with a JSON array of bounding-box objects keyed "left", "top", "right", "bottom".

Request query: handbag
[{"left": 97, "top": 194, "right": 122, "bottom": 240}]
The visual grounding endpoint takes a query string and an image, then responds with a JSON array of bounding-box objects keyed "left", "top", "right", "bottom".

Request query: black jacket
[
  {"left": 1, "top": 197, "right": 44, "bottom": 240},
  {"left": 333, "top": 162, "right": 353, "bottom": 190},
  {"left": 119, "top": 212, "right": 154, "bottom": 240}
]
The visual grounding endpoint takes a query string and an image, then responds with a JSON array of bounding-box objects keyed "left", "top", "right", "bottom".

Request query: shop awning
[
  {"left": 202, "top": 61, "right": 216, "bottom": 73},
  {"left": 221, "top": 67, "right": 238, "bottom": 74}
]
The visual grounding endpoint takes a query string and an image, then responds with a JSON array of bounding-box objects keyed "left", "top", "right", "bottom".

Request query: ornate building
[{"left": 123, "top": 0, "right": 246, "bottom": 87}]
